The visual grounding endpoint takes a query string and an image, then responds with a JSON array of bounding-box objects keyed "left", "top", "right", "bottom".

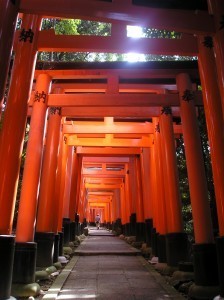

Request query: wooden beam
[
  {"left": 48, "top": 83, "right": 179, "bottom": 93},
  {"left": 34, "top": 30, "right": 198, "bottom": 56},
  {"left": 85, "top": 178, "right": 123, "bottom": 184},
  {"left": 85, "top": 183, "right": 122, "bottom": 189},
  {"left": 82, "top": 157, "right": 129, "bottom": 163},
  {"left": 19, "top": 0, "right": 215, "bottom": 34},
  {"left": 63, "top": 122, "right": 182, "bottom": 134},
  {"left": 67, "top": 135, "right": 152, "bottom": 147},
  {"left": 76, "top": 147, "right": 142, "bottom": 155},
  {"left": 88, "top": 191, "right": 114, "bottom": 196},
  {"left": 48, "top": 93, "right": 177, "bottom": 107},
  {"left": 33, "top": 67, "right": 199, "bottom": 81},
  {"left": 61, "top": 106, "right": 181, "bottom": 117}
]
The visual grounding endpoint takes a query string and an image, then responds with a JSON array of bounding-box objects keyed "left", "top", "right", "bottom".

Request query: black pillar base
[
  {"left": 35, "top": 232, "right": 55, "bottom": 267},
  {"left": 166, "top": 232, "right": 189, "bottom": 267},
  {"left": 151, "top": 228, "right": 158, "bottom": 256},
  {"left": 70, "top": 222, "right": 76, "bottom": 242},
  {"left": 157, "top": 234, "right": 167, "bottom": 263},
  {"left": 58, "top": 231, "right": 64, "bottom": 256},
  {"left": 145, "top": 219, "right": 153, "bottom": 247},
  {"left": 53, "top": 234, "right": 60, "bottom": 263},
  {"left": 123, "top": 223, "right": 128, "bottom": 236},
  {"left": 0, "top": 235, "right": 15, "bottom": 300},
  {"left": 62, "top": 218, "right": 71, "bottom": 245},
  {"left": 12, "top": 242, "right": 36, "bottom": 284},
  {"left": 136, "top": 222, "right": 146, "bottom": 242},
  {"left": 216, "top": 236, "right": 224, "bottom": 297},
  {"left": 130, "top": 213, "right": 136, "bottom": 236},
  {"left": 193, "top": 243, "right": 219, "bottom": 286}
]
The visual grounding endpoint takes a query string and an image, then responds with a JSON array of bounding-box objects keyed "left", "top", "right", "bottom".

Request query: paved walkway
[{"left": 43, "top": 227, "right": 184, "bottom": 300}]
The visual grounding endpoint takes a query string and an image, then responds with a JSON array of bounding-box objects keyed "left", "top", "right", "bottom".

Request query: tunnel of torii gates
[{"left": 1, "top": 0, "right": 224, "bottom": 299}]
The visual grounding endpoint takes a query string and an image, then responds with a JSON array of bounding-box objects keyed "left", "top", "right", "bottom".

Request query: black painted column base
[
  {"left": 58, "top": 231, "right": 64, "bottom": 256},
  {"left": 136, "top": 222, "right": 146, "bottom": 242},
  {"left": 130, "top": 213, "right": 136, "bottom": 236},
  {"left": 62, "top": 218, "right": 71, "bottom": 245},
  {"left": 0, "top": 235, "right": 15, "bottom": 300},
  {"left": 151, "top": 228, "right": 158, "bottom": 256},
  {"left": 193, "top": 243, "right": 219, "bottom": 286},
  {"left": 12, "top": 242, "right": 36, "bottom": 283},
  {"left": 157, "top": 234, "right": 167, "bottom": 263},
  {"left": 125, "top": 223, "right": 131, "bottom": 236},
  {"left": 166, "top": 232, "right": 189, "bottom": 267},
  {"left": 216, "top": 236, "right": 224, "bottom": 297},
  {"left": 35, "top": 232, "right": 55, "bottom": 267},
  {"left": 145, "top": 219, "right": 153, "bottom": 247},
  {"left": 70, "top": 222, "right": 76, "bottom": 241},
  {"left": 53, "top": 234, "right": 60, "bottom": 263}
]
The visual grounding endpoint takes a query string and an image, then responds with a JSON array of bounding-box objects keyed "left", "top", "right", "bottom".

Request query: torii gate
[{"left": 0, "top": 1, "right": 224, "bottom": 299}]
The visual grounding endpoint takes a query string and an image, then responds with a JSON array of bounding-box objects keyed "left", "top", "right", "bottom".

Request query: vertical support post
[
  {"left": 135, "top": 156, "right": 145, "bottom": 242},
  {"left": 140, "top": 148, "right": 153, "bottom": 246},
  {"left": 176, "top": 73, "right": 218, "bottom": 295},
  {"left": 159, "top": 107, "right": 188, "bottom": 266},
  {"left": 0, "top": 13, "right": 42, "bottom": 235},
  {"left": 35, "top": 106, "right": 61, "bottom": 267},
  {"left": 207, "top": 1, "right": 224, "bottom": 112},
  {"left": 0, "top": 14, "right": 41, "bottom": 298},
  {"left": 0, "top": 0, "right": 19, "bottom": 102},
  {"left": 13, "top": 74, "right": 51, "bottom": 283},
  {"left": 152, "top": 117, "right": 167, "bottom": 261},
  {"left": 198, "top": 36, "right": 224, "bottom": 297}
]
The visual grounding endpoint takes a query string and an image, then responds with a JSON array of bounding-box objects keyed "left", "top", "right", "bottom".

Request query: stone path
[{"left": 43, "top": 227, "right": 185, "bottom": 300}]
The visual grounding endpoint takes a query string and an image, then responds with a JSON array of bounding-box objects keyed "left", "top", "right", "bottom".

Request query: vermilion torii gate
[{"left": 0, "top": 1, "right": 224, "bottom": 299}]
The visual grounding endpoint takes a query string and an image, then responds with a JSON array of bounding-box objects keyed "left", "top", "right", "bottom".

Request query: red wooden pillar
[
  {"left": 0, "top": 14, "right": 41, "bottom": 298},
  {"left": 134, "top": 156, "right": 145, "bottom": 241},
  {"left": 207, "top": 1, "right": 224, "bottom": 111},
  {"left": 0, "top": 14, "right": 42, "bottom": 235},
  {"left": 176, "top": 73, "right": 218, "bottom": 291},
  {"left": 152, "top": 118, "right": 167, "bottom": 236},
  {"left": 14, "top": 74, "right": 51, "bottom": 282},
  {"left": 57, "top": 136, "right": 69, "bottom": 233},
  {"left": 69, "top": 151, "right": 79, "bottom": 221},
  {"left": 160, "top": 107, "right": 189, "bottom": 266},
  {"left": 140, "top": 148, "right": 152, "bottom": 220},
  {"left": 63, "top": 147, "right": 74, "bottom": 218},
  {"left": 0, "top": 0, "right": 19, "bottom": 103},
  {"left": 152, "top": 117, "right": 167, "bottom": 260},
  {"left": 140, "top": 148, "right": 154, "bottom": 246},
  {"left": 160, "top": 108, "right": 183, "bottom": 233},
  {"left": 16, "top": 74, "right": 52, "bottom": 243},
  {"left": 36, "top": 107, "right": 61, "bottom": 266},
  {"left": 198, "top": 37, "right": 224, "bottom": 296}
]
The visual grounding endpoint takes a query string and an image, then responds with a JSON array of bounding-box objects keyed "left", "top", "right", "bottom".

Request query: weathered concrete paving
[{"left": 43, "top": 228, "right": 185, "bottom": 300}]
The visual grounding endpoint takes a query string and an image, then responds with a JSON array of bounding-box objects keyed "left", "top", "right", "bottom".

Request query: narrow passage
[{"left": 44, "top": 228, "right": 185, "bottom": 300}]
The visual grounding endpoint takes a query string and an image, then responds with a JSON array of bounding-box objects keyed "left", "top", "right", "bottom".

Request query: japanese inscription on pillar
[
  {"left": 202, "top": 36, "right": 213, "bottom": 49},
  {"left": 161, "top": 106, "right": 172, "bottom": 115},
  {"left": 182, "top": 89, "right": 194, "bottom": 102},
  {"left": 49, "top": 107, "right": 61, "bottom": 115},
  {"left": 19, "top": 29, "right": 34, "bottom": 43},
  {"left": 34, "top": 91, "right": 47, "bottom": 103}
]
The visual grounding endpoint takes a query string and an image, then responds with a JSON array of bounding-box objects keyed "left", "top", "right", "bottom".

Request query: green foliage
[
  {"left": 176, "top": 135, "right": 193, "bottom": 236},
  {"left": 55, "top": 19, "right": 80, "bottom": 35},
  {"left": 142, "top": 28, "right": 181, "bottom": 39}
]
